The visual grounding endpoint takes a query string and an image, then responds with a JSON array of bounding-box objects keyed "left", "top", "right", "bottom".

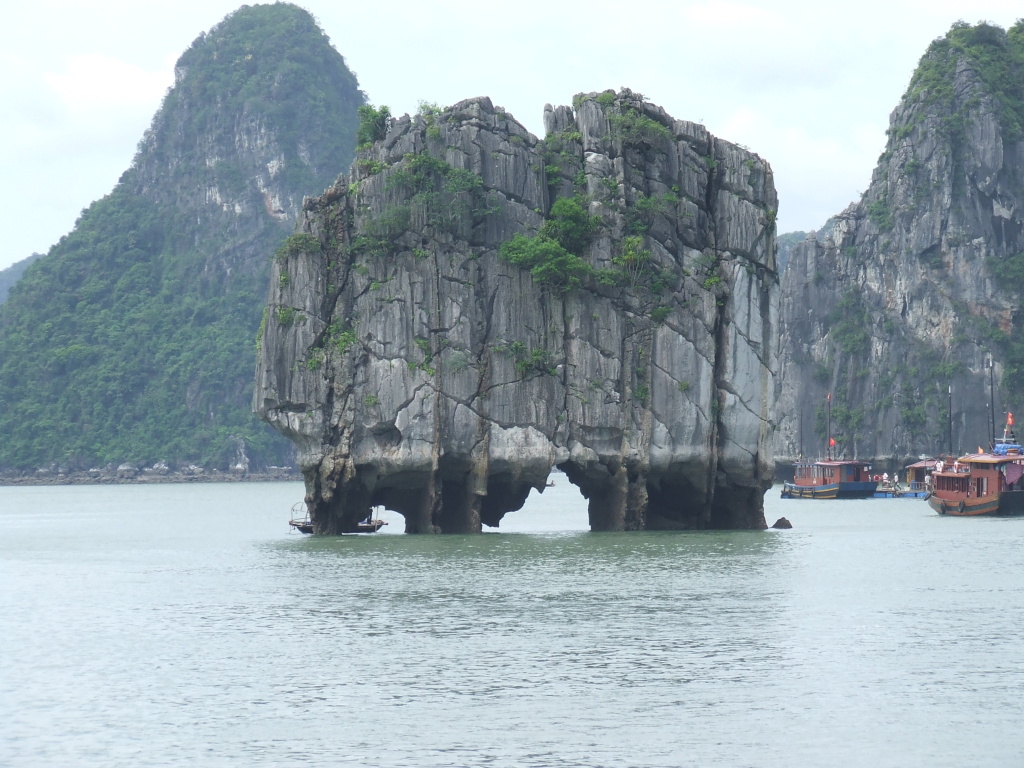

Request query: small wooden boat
[
  {"left": 288, "top": 502, "right": 315, "bottom": 533},
  {"left": 288, "top": 502, "right": 388, "bottom": 533},
  {"left": 289, "top": 518, "right": 315, "bottom": 534},
  {"left": 885, "top": 458, "right": 942, "bottom": 498}
]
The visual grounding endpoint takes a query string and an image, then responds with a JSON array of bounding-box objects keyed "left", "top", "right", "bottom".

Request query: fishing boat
[
  {"left": 781, "top": 392, "right": 878, "bottom": 499},
  {"left": 927, "top": 414, "right": 1024, "bottom": 516},
  {"left": 288, "top": 502, "right": 388, "bottom": 533}
]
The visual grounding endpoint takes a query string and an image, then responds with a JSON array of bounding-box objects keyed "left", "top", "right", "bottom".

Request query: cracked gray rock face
[
  {"left": 255, "top": 89, "right": 779, "bottom": 533},
  {"left": 776, "top": 28, "right": 1024, "bottom": 465}
]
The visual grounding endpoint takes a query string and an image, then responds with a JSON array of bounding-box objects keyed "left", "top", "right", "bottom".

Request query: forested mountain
[
  {"left": 778, "top": 21, "right": 1024, "bottom": 463},
  {"left": 0, "top": 3, "right": 363, "bottom": 472},
  {"left": 0, "top": 254, "right": 42, "bottom": 305}
]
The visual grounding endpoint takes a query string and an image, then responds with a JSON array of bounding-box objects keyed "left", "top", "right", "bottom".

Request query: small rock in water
[{"left": 771, "top": 517, "right": 793, "bottom": 529}]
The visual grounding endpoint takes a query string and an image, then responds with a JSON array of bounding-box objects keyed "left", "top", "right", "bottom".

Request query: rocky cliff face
[
  {"left": 778, "top": 22, "right": 1024, "bottom": 464},
  {"left": 256, "top": 90, "right": 779, "bottom": 533}
]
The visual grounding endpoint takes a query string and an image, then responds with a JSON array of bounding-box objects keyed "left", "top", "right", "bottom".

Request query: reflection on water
[{"left": 2, "top": 482, "right": 1024, "bottom": 766}]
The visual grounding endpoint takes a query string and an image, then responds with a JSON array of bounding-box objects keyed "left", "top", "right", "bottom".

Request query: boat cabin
[
  {"left": 932, "top": 450, "right": 1024, "bottom": 500},
  {"left": 926, "top": 418, "right": 1024, "bottom": 516},
  {"left": 793, "top": 459, "right": 872, "bottom": 487},
  {"left": 904, "top": 459, "right": 939, "bottom": 492}
]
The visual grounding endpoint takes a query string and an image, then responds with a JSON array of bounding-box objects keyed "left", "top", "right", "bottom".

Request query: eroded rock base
[{"left": 302, "top": 459, "right": 766, "bottom": 534}]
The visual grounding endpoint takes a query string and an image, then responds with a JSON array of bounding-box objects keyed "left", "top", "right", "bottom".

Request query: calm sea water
[{"left": 3, "top": 480, "right": 1024, "bottom": 767}]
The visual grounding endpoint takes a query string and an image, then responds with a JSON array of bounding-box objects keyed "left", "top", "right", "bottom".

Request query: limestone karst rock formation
[
  {"left": 255, "top": 89, "right": 779, "bottom": 533},
  {"left": 777, "top": 22, "right": 1024, "bottom": 465}
]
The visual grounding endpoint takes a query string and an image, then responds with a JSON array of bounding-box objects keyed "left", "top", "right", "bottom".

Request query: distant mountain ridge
[
  {"left": 774, "top": 230, "right": 808, "bottom": 273},
  {"left": 0, "top": 3, "right": 363, "bottom": 472},
  {"left": 0, "top": 254, "right": 42, "bottom": 305},
  {"left": 777, "top": 21, "right": 1024, "bottom": 463}
]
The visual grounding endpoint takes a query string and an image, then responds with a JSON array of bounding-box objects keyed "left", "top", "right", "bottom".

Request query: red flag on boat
[
  {"left": 1009, "top": 412, "right": 1015, "bottom": 426},
  {"left": 829, "top": 437, "right": 836, "bottom": 446}
]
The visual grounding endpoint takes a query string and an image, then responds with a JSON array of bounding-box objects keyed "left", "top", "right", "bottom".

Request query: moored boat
[
  {"left": 871, "top": 459, "right": 938, "bottom": 498},
  {"left": 927, "top": 431, "right": 1024, "bottom": 516},
  {"left": 288, "top": 502, "right": 388, "bottom": 533},
  {"left": 898, "top": 458, "right": 941, "bottom": 498},
  {"left": 781, "top": 392, "right": 878, "bottom": 499},
  {"left": 782, "top": 458, "right": 878, "bottom": 499},
  {"left": 288, "top": 502, "right": 315, "bottom": 533}
]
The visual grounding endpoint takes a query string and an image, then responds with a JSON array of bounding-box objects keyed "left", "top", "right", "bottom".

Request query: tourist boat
[
  {"left": 927, "top": 418, "right": 1024, "bottom": 516},
  {"left": 781, "top": 393, "right": 878, "bottom": 499},
  {"left": 288, "top": 502, "right": 388, "bottom": 533},
  {"left": 781, "top": 458, "right": 877, "bottom": 498}
]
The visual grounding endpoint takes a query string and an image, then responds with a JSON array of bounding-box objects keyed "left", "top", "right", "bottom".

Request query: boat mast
[
  {"left": 989, "top": 357, "right": 996, "bottom": 450},
  {"left": 947, "top": 384, "right": 952, "bottom": 457},
  {"left": 827, "top": 392, "right": 832, "bottom": 461},
  {"left": 799, "top": 408, "right": 804, "bottom": 458}
]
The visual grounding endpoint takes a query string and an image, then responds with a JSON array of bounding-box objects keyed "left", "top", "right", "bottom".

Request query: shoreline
[{"left": 0, "top": 469, "right": 302, "bottom": 486}]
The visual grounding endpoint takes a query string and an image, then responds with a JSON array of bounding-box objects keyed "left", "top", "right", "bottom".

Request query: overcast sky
[{"left": 2, "top": 1, "right": 1021, "bottom": 272}]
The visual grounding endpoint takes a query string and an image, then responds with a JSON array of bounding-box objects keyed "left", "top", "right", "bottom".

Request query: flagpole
[
  {"left": 827, "top": 393, "right": 832, "bottom": 461},
  {"left": 989, "top": 357, "right": 996, "bottom": 450},
  {"left": 948, "top": 384, "right": 952, "bottom": 457}
]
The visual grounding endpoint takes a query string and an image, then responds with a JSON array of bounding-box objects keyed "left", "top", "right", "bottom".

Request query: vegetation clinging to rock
[
  {"left": 903, "top": 20, "right": 1024, "bottom": 145},
  {"left": 499, "top": 197, "right": 600, "bottom": 293}
]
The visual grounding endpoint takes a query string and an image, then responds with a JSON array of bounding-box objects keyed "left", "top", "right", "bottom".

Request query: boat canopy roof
[
  {"left": 956, "top": 452, "right": 1024, "bottom": 465},
  {"left": 794, "top": 459, "right": 871, "bottom": 467}
]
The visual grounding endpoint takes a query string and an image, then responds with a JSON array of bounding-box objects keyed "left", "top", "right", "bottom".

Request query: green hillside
[{"left": 0, "top": 4, "right": 363, "bottom": 471}]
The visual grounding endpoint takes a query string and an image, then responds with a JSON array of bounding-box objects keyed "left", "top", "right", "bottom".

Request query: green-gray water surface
[{"left": 3, "top": 480, "right": 1024, "bottom": 766}]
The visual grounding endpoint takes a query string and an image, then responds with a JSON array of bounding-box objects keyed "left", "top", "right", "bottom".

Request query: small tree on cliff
[
  {"left": 357, "top": 104, "right": 391, "bottom": 148},
  {"left": 499, "top": 196, "right": 601, "bottom": 293}
]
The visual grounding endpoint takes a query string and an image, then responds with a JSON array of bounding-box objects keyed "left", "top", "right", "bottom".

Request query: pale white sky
[{"left": 2, "top": 0, "right": 1021, "bottom": 271}]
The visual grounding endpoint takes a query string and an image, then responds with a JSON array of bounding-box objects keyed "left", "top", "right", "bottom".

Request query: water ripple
[{"left": 3, "top": 484, "right": 1024, "bottom": 766}]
